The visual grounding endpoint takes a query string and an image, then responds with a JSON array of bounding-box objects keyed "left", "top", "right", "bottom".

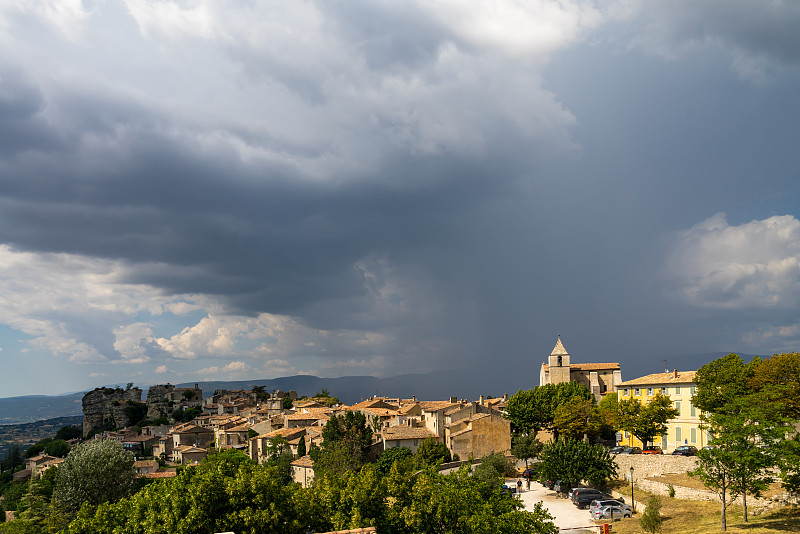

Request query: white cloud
[
  {"left": 667, "top": 213, "right": 800, "bottom": 309},
  {"left": 154, "top": 364, "right": 169, "bottom": 374}
]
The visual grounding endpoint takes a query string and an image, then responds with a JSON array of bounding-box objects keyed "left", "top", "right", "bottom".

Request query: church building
[{"left": 539, "top": 337, "right": 622, "bottom": 401}]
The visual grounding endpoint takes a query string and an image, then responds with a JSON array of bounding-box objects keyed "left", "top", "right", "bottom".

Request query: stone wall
[
  {"left": 146, "top": 384, "right": 174, "bottom": 420},
  {"left": 613, "top": 454, "right": 698, "bottom": 482}
]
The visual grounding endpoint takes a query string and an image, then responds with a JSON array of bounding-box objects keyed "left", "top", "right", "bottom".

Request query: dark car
[
  {"left": 621, "top": 446, "right": 642, "bottom": 454},
  {"left": 501, "top": 484, "right": 517, "bottom": 495},
  {"left": 672, "top": 445, "right": 698, "bottom": 456},
  {"left": 609, "top": 446, "right": 625, "bottom": 455},
  {"left": 642, "top": 446, "right": 663, "bottom": 455},
  {"left": 553, "top": 480, "right": 566, "bottom": 493},
  {"left": 572, "top": 488, "right": 613, "bottom": 509}
]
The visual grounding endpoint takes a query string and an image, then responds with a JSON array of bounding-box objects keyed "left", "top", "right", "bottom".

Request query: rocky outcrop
[
  {"left": 146, "top": 385, "right": 174, "bottom": 420},
  {"left": 82, "top": 387, "right": 143, "bottom": 437}
]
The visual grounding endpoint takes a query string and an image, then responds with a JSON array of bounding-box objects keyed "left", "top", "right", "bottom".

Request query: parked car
[
  {"left": 642, "top": 446, "right": 663, "bottom": 455},
  {"left": 573, "top": 488, "right": 613, "bottom": 509},
  {"left": 672, "top": 445, "right": 698, "bottom": 456},
  {"left": 591, "top": 504, "right": 632, "bottom": 520},
  {"left": 608, "top": 446, "right": 625, "bottom": 455},
  {"left": 568, "top": 487, "right": 586, "bottom": 500},
  {"left": 501, "top": 484, "right": 517, "bottom": 495},
  {"left": 590, "top": 499, "right": 631, "bottom": 516},
  {"left": 621, "top": 446, "right": 642, "bottom": 454}
]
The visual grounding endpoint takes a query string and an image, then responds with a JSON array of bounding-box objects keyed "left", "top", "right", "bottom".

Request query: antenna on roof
[{"left": 663, "top": 360, "right": 668, "bottom": 373}]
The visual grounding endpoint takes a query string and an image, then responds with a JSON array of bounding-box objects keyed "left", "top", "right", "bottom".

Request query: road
[{"left": 510, "top": 479, "right": 600, "bottom": 533}]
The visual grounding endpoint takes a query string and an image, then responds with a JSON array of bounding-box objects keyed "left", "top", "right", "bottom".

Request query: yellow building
[{"left": 617, "top": 370, "right": 710, "bottom": 451}]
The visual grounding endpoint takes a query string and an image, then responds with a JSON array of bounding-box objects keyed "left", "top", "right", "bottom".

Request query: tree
[
  {"left": 320, "top": 411, "right": 373, "bottom": 463},
  {"left": 639, "top": 496, "right": 663, "bottom": 534},
  {"left": 691, "top": 446, "right": 738, "bottom": 531},
  {"left": 282, "top": 396, "right": 293, "bottom": 410},
  {"left": 413, "top": 438, "right": 451, "bottom": 469},
  {"left": 538, "top": 439, "right": 617, "bottom": 490},
  {"left": 53, "top": 438, "right": 136, "bottom": 515},
  {"left": 749, "top": 352, "right": 800, "bottom": 419},
  {"left": 510, "top": 433, "right": 543, "bottom": 468},
  {"left": 618, "top": 394, "right": 678, "bottom": 446},
  {"left": 55, "top": 426, "right": 82, "bottom": 441},
  {"left": 44, "top": 440, "right": 70, "bottom": 458},
  {"left": 375, "top": 446, "right": 412, "bottom": 476},
  {"left": 472, "top": 452, "right": 515, "bottom": 487},
  {"left": 553, "top": 397, "right": 603, "bottom": 441},
  {"left": 296, "top": 435, "right": 307, "bottom": 457},
  {"left": 505, "top": 383, "right": 593, "bottom": 437}
]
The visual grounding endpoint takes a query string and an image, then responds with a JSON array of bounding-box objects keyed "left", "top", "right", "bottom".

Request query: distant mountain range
[{"left": 0, "top": 352, "right": 749, "bottom": 425}]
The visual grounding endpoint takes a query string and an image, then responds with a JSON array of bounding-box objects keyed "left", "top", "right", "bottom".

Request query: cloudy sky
[{"left": 1, "top": 0, "right": 799, "bottom": 398}]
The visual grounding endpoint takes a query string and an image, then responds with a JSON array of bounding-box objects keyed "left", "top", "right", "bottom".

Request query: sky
[{"left": 1, "top": 1, "right": 800, "bottom": 398}]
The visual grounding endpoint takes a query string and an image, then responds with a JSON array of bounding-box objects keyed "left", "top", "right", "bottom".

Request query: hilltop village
[
  {"left": 14, "top": 337, "right": 715, "bottom": 486},
  {"left": 3, "top": 338, "right": 799, "bottom": 533}
]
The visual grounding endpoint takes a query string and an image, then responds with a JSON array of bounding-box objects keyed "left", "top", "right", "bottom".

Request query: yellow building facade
[{"left": 617, "top": 370, "right": 711, "bottom": 451}]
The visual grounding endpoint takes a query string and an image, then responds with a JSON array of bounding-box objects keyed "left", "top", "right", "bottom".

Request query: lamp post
[{"left": 630, "top": 466, "right": 635, "bottom": 513}]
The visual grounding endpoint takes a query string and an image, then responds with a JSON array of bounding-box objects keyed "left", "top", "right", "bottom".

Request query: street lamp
[{"left": 630, "top": 466, "right": 635, "bottom": 513}]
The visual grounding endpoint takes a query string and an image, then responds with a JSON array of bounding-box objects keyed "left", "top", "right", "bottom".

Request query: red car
[{"left": 642, "top": 446, "right": 663, "bottom": 455}]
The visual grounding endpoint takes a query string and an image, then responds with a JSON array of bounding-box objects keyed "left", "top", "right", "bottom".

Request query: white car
[
  {"left": 591, "top": 504, "right": 632, "bottom": 520},
  {"left": 589, "top": 499, "right": 631, "bottom": 515}
]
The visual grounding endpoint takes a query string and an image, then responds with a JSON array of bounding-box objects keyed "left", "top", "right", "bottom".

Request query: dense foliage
[
  {"left": 691, "top": 352, "right": 800, "bottom": 530},
  {"left": 505, "top": 383, "right": 593, "bottom": 437},
  {"left": 3, "top": 449, "right": 559, "bottom": 534},
  {"left": 538, "top": 439, "right": 617, "bottom": 489}
]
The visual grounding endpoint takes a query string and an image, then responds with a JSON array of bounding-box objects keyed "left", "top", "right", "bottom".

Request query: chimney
[
  {"left": 412, "top": 395, "right": 417, "bottom": 402},
  {"left": 673, "top": 369, "right": 678, "bottom": 378},
  {"left": 503, "top": 393, "right": 508, "bottom": 401},
  {"left": 479, "top": 395, "right": 484, "bottom": 405},
  {"left": 449, "top": 396, "right": 458, "bottom": 403}
]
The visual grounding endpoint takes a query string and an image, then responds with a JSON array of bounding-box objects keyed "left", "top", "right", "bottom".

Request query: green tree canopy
[
  {"left": 511, "top": 433, "right": 543, "bottom": 468},
  {"left": 538, "top": 439, "right": 617, "bottom": 489},
  {"left": 505, "top": 382, "right": 593, "bottom": 436},
  {"left": 413, "top": 438, "right": 451, "bottom": 469},
  {"left": 553, "top": 397, "right": 604, "bottom": 441},
  {"left": 618, "top": 393, "right": 678, "bottom": 446},
  {"left": 53, "top": 438, "right": 136, "bottom": 515}
]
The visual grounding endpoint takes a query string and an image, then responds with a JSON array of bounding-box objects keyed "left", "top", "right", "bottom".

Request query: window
[
  {"left": 675, "top": 386, "right": 681, "bottom": 394},
  {"left": 690, "top": 427, "right": 697, "bottom": 443},
  {"left": 647, "top": 387, "right": 653, "bottom": 396},
  {"left": 634, "top": 388, "right": 640, "bottom": 396},
  {"left": 690, "top": 386, "right": 697, "bottom": 394},
  {"left": 622, "top": 388, "right": 629, "bottom": 396},
  {"left": 674, "top": 401, "right": 681, "bottom": 414},
  {"left": 690, "top": 402, "right": 696, "bottom": 417},
  {"left": 675, "top": 427, "right": 682, "bottom": 443}
]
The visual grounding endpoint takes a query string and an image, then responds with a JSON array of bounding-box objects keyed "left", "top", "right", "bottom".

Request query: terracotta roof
[
  {"left": 418, "top": 401, "right": 457, "bottom": 411},
  {"left": 285, "top": 412, "right": 329, "bottom": 421},
  {"left": 618, "top": 371, "right": 697, "bottom": 386},
  {"left": 173, "top": 424, "right": 212, "bottom": 434},
  {"left": 175, "top": 445, "right": 206, "bottom": 454},
  {"left": 383, "top": 426, "right": 437, "bottom": 441},
  {"left": 450, "top": 427, "right": 472, "bottom": 438},
  {"left": 256, "top": 427, "right": 306, "bottom": 440},
  {"left": 398, "top": 403, "right": 421, "bottom": 414},
  {"left": 290, "top": 455, "right": 315, "bottom": 468},
  {"left": 224, "top": 424, "right": 251, "bottom": 432},
  {"left": 542, "top": 362, "right": 620, "bottom": 372},
  {"left": 133, "top": 459, "right": 159, "bottom": 468}
]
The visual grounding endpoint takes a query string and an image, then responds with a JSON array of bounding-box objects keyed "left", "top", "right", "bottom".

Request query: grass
[
  {"left": 600, "top": 480, "right": 800, "bottom": 534},
  {"left": 649, "top": 473, "right": 786, "bottom": 499}
]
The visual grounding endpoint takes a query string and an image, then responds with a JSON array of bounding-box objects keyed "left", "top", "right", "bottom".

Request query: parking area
[{"left": 509, "top": 479, "right": 601, "bottom": 533}]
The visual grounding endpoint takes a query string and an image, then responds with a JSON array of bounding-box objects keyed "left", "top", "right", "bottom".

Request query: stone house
[
  {"left": 381, "top": 425, "right": 438, "bottom": 453},
  {"left": 290, "top": 455, "right": 315, "bottom": 488},
  {"left": 539, "top": 337, "right": 622, "bottom": 401},
  {"left": 446, "top": 411, "right": 511, "bottom": 459},
  {"left": 133, "top": 459, "right": 159, "bottom": 475},
  {"left": 172, "top": 445, "right": 207, "bottom": 465},
  {"left": 171, "top": 423, "right": 214, "bottom": 449}
]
